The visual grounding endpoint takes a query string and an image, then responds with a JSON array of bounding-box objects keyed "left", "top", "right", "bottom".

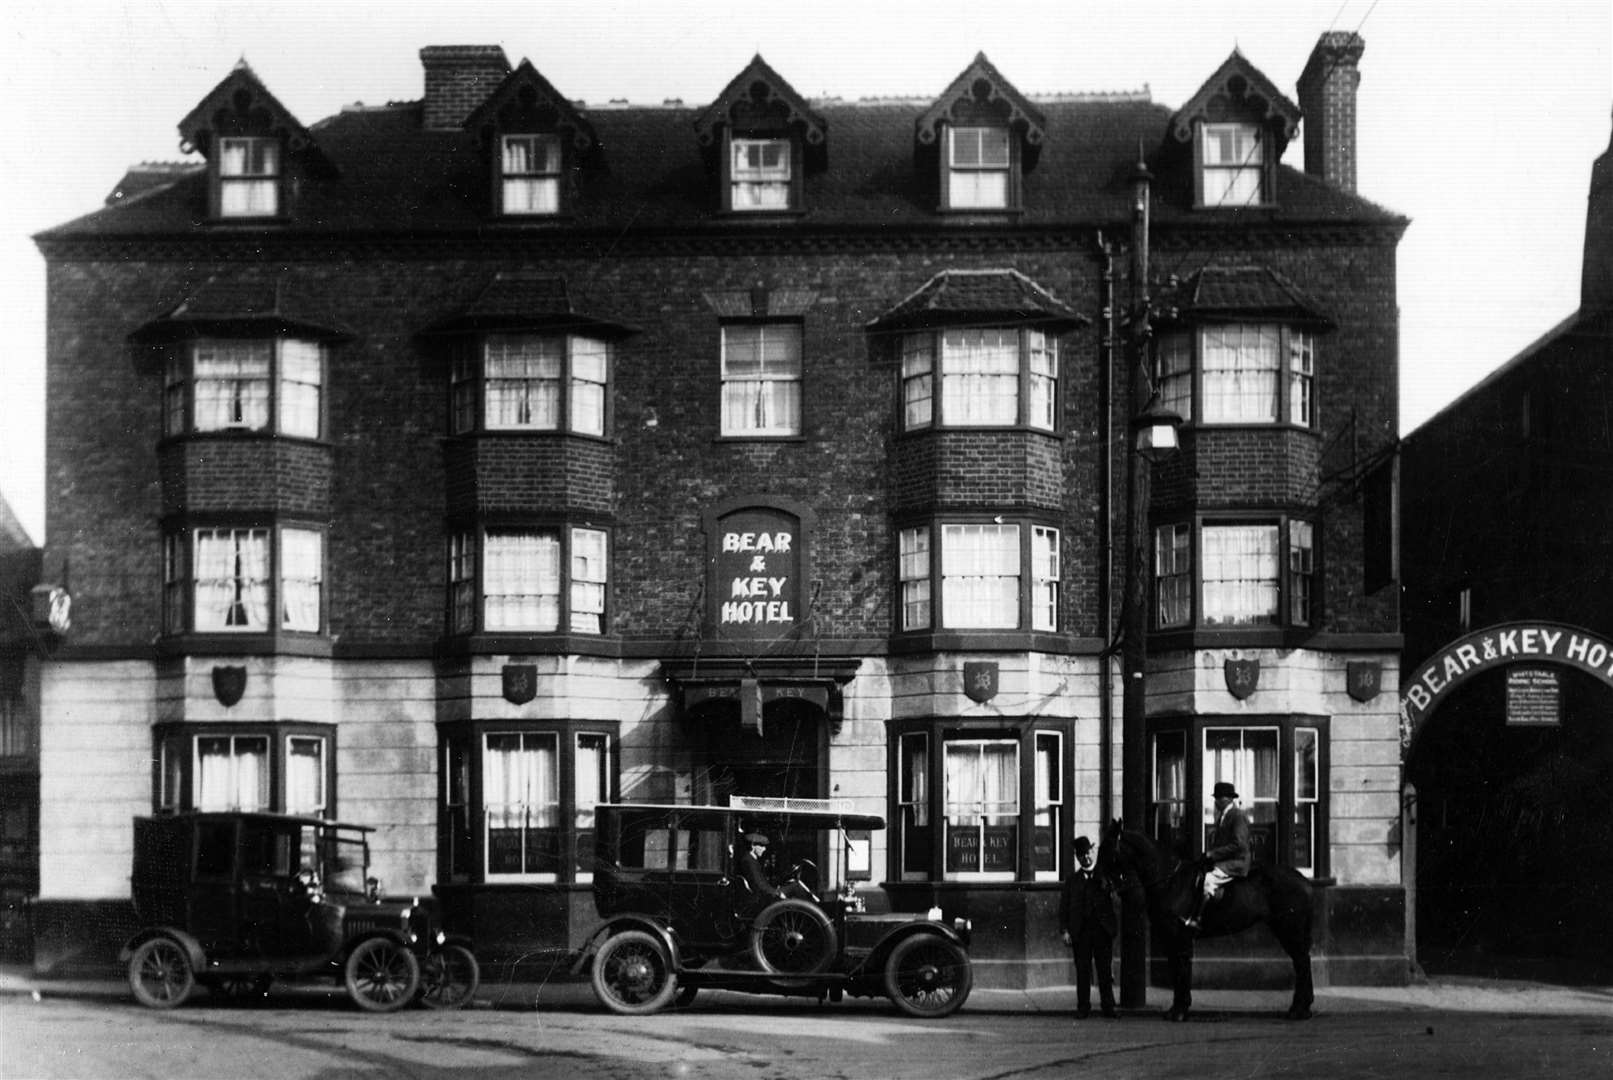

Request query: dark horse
[{"left": 1098, "top": 820, "right": 1314, "bottom": 1021}]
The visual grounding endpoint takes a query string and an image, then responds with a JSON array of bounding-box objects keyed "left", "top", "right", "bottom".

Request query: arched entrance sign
[{"left": 1399, "top": 621, "right": 1613, "bottom": 753}]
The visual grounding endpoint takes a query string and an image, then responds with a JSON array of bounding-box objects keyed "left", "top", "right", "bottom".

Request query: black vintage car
[
  {"left": 581, "top": 800, "right": 974, "bottom": 1017},
  {"left": 122, "top": 812, "right": 479, "bottom": 1012}
]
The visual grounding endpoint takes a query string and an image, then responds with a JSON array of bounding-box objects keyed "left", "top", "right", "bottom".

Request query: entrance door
[{"left": 699, "top": 697, "right": 824, "bottom": 878}]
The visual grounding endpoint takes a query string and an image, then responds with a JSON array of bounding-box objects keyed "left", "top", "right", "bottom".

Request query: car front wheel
[
  {"left": 883, "top": 935, "right": 972, "bottom": 1018},
  {"left": 344, "top": 937, "right": 421, "bottom": 1013},
  {"left": 750, "top": 898, "right": 837, "bottom": 975},
  {"left": 127, "top": 937, "right": 195, "bottom": 1009},
  {"left": 418, "top": 944, "right": 481, "bottom": 1010},
  {"left": 591, "top": 929, "right": 677, "bottom": 1015}
]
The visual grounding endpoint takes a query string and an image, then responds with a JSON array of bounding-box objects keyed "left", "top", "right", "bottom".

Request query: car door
[{"left": 186, "top": 817, "right": 241, "bottom": 954}]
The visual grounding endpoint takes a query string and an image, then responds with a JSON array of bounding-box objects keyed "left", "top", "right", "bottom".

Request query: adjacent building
[
  {"left": 1400, "top": 114, "right": 1613, "bottom": 977},
  {"left": 29, "top": 32, "right": 1408, "bottom": 987}
]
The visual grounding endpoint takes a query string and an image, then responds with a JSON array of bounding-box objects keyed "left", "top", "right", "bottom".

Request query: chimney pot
[{"left": 1297, "top": 32, "right": 1365, "bottom": 193}]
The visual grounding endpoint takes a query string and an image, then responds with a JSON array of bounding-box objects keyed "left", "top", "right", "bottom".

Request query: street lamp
[{"left": 1117, "top": 154, "right": 1180, "bottom": 1008}]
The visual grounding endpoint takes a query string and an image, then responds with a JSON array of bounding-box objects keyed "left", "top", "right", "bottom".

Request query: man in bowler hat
[
  {"left": 1059, "top": 834, "right": 1118, "bottom": 1018},
  {"left": 1184, "top": 780, "right": 1253, "bottom": 931}
]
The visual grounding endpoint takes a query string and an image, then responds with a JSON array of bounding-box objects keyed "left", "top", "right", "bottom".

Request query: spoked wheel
[
  {"left": 750, "top": 899, "right": 837, "bottom": 976},
  {"left": 127, "top": 937, "right": 195, "bottom": 1009},
  {"left": 344, "top": 938, "right": 421, "bottom": 1013},
  {"left": 591, "top": 930, "right": 677, "bottom": 1015},
  {"left": 418, "top": 944, "right": 481, "bottom": 1010},
  {"left": 883, "top": 935, "right": 972, "bottom": 1018}
]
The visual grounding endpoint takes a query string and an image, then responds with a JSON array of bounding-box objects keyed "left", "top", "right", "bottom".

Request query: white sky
[{"left": 1, "top": 0, "right": 1608, "bottom": 545}]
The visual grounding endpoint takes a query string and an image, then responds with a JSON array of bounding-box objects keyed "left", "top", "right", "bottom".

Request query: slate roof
[
  {"left": 37, "top": 85, "right": 1406, "bottom": 244},
  {"left": 867, "top": 269, "right": 1087, "bottom": 333},
  {"left": 128, "top": 273, "right": 353, "bottom": 343},
  {"left": 1157, "top": 264, "right": 1337, "bottom": 327},
  {"left": 423, "top": 270, "right": 640, "bottom": 336}
]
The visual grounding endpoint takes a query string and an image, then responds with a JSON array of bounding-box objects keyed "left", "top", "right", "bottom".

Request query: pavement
[{"left": 5, "top": 963, "right": 1612, "bottom": 1017}]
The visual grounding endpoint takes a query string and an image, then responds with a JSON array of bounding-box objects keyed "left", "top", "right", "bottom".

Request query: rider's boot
[{"left": 1181, "top": 890, "right": 1209, "bottom": 932}]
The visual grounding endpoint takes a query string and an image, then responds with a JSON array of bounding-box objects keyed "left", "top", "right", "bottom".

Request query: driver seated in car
[{"left": 734, "top": 831, "right": 783, "bottom": 901}]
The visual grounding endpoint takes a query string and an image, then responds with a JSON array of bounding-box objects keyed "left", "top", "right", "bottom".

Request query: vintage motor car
[
  {"left": 581, "top": 798, "right": 974, "bottom": 1017},
  {"left": 121, "top": 811, "right": 480, "bottom": 1012}
]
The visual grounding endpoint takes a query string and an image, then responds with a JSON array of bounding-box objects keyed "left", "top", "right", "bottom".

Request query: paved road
[{"left": 4, "top": 985, "right": 1610, "bottom": 1080}]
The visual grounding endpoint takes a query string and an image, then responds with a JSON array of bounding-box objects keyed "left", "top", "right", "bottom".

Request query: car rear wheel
[
  {"left": 750, "top": 898, "right": 837, "bottom": 975},
  {"left": 127, "top": 937, "right": 195, "bottom": 1009},
  {"left": 344, "top": 937, "right": 421, "bottom": 1013},
  {"left": 591, "top": 929, "right": 677, "bottom": 1015},
  {"left": 883, "top": 935, "right": 972, "bottom": 1018},
  {"left": 418, "top": 944, "right": 481, "bottom": 1010}
]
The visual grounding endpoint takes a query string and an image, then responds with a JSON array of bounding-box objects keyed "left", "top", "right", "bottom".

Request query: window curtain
[
  {"left": 278, "top": 340, "right": 322, "bottom": 438},
  {"left": 502, "top": 136, "right": 560, "bottom": 214},
  {"left": 219, "top": 139, "right": 278, "bottom": 215},
  {"left": 1032, "top": 526, "right": 1059, "bottom": 631},
  {"left": 193, "top": 341, "right": 271, "bottom": 430},
  {"left": 286, "top": 737, "right": 324, "bottom": 814},
  {"left": 569, "top": 528, "right": 607, "bottom": 634},
  {"left": 731, "top": 139, "right": 790, "bottom": 208},
  {"left": 195, "top": 528, "right": 269, "bottom": 631},
  {"left": 1201, "top": 524, "right": 1279, "bottom": 625},
  {"left": 486, "top": 335, "right": 562, "bottom": 428},
  {"left": 941, "top": 330, "right": 1017, "bottom": 425},
  {"left": 722, "top": 325, "right": 801, "bottom": 433},
  {"left": 1202, "top": 325, "right": 1279, "bottom": 422},
  {"left": 483, "top": 530, "right": 560, "bottom": 630},
  {"left": 280, "top": 528, "right": 323, "bottom": 632},
  {"left": 1201, "top": 125, "right": 1262, "bottom": 207},
  {"left": 196, "top": 735, "right": 269, "bottom": 811},
  {"left": 1027, "top": 333, "right": 1057, "bottom": 429},
  {"left": 568, "top": 338, "right": 608, "bottom": 436},
  {"left": 484, "top": 733, "right": 558, "bottom": 874},
  {"left": 941, "top": 523, "right": 1019, "bottom": 628}
]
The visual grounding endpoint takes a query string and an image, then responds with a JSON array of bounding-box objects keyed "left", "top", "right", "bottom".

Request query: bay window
[
  {"left": 452, "top": 333, "right": 611, "bottom": 436},
  {"left": 898, "top": 518, "right": 1060, "bottom": 632},
  {"left": 448, "top": 524, "right": 609, "bottom": 636},
  {"left": 155, "top": 723, "right": 334, "bottom": 815},
  {"left": 165, "top": 338, "right": 325, "bottom": 438},
  {"left": 1152, "top": 515, "right": 1316, "bottom": 631},
  {"left": 163, "top": 523, "right": 325, "bottom": 635},
  {"left": 900, "top": 328, "right": 1058, "bottom": 431},
  {"left": 1149, "top": 717, "right": 1327, "bottom": 877},
  {"left": 1154, "top": 324, "right": 1316, "bottom": 427},
  {"left": 721, "top": 323, "right": 802, "bottom": 436},
  {"left": 890, "top": 720, "right": 1073, "bottom": 882},
  {"left": 438, "top": 719, "right": 617, "bottom": 884}
]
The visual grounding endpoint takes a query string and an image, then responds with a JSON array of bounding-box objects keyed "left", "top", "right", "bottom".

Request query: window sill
[
  {"left": 889, "top": 629, "right": 1078, "bottom": 655},
  {"left": 445, "top": 429, "right": 614, "bottom": 447},
  {"left": 897, "top": 425, "right": 1062, "bottom": 439},
  {"left": 158, "top": 430, "right": 333, "bottom": 451},
  {"left": 436, "top": 632, "right": 620, "bottom": 658},
  {"left": 714, "top": 434, "right": 808, "bottom": 444},
  {"left": 716, "top": 208, "right": 809, "bottom": 220}
]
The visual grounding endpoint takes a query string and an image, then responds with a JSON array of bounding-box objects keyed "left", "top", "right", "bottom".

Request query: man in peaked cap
[
  {"left": 1058, "top": 834, "right": 1118, "bottom": 1018},
  {"left": 1184, "top": 781, "right": 1253, "bottom": 931},
  {"left": 734, "top": 829, "right": 783, "bottom": 902}
]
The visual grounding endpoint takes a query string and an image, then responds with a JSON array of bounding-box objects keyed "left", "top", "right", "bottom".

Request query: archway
[{"left": 1400, "top": 622, "right": 1613, "bottom": 981}]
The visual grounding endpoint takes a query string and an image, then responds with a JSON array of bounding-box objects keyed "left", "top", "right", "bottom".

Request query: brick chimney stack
[
  {"left": 1581, "top": 111, "right": 1612, "bottom": 313},
  {"left": 420, "top": 45, "right": 511, "bottom": 131},
  {"left": 1296, "top": 32, "right": 1365, "bottom": 193}
]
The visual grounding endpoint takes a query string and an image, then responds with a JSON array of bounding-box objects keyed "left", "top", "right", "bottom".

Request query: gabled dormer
[
  {"left": 915, "top": 53, "right": 1046, "bottom": 214},
  {"left": 178, "top": 61, "right": 328, "bottom": 222},
  {"left": 693, "top": 56, "right": 826, "bottom": 215},
  {"left": 463, "top": 59, "right": 597, "bottom": 219},
  {"left": 1167, "top": 51, "right": 1301, "bottom": 209}
]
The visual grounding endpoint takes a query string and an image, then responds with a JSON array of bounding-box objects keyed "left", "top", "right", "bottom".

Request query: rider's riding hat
[
  {"left": 1212, "top": 782, "right": 1239, "bottom": 800},
  {"left": 1073, "top": 835, "right": 1093, "bottom": 855}
]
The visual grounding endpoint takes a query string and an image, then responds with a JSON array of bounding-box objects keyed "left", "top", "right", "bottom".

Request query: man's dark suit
[{"left": 1058, "top": 860, "right": 1118, "bottom": 1014}]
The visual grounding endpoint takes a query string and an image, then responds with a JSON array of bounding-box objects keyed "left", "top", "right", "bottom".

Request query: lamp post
[{"left": 1118, "top": 156, "right": 1179, "bottom": 1008}]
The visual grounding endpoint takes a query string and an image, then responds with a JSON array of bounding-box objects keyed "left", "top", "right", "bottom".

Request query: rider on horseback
[{"left": 1183, "top": 781, "right": 1251, "bottom": 932}]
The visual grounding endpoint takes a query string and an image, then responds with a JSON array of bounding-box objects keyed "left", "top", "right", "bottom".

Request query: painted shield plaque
[
  {"left": 1347, "top": 661, "right": 1383, "bottom": 703},
  {"left": 963, "top": 661, "right": 999, "bottom": 703},
  {"left": 502, "top": 664, "right": 537, "bottom": 705},
  {"left": 1224, "top": 658, "right": 1260, "bottom": 700},
  {"left": 212, "top": 665, "right": 247, "bottom": 708}
]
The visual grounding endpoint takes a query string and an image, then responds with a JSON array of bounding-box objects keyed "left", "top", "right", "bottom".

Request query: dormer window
[
  {"left": 218, "top": 137, "right": 281, "bottom": 217},
  {"left": 501, "top": 134, "right": 563, "bottom": 215},
  {"left": 730, "top": 137, "right": 793, "bottom": 211},
  {"left": 946, "top": 126, "right": 1012, "bottom": 210},
  {"left": 1199, "top": 123, "right": 1264, "bottom": 207}
]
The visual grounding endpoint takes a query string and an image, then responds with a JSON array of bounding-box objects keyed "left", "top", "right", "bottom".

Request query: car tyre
[
  {"left": 591, "top": 929, "right": 677, "bottom": 1015},
  {"left": 418, "top": 944, "right": 481, "bottom": 1010},
  {"left": 750, "top": 899, "right": 837, "bottom": 976},
  {"left": 127, "top": 937, "right": 195, "bottom": 1009},
  {"left": 344, "top": 937, "right": 421, "bottom": 1013},
  {"left": 883, "top": 934, "right": 972, "bottom": 1018}
]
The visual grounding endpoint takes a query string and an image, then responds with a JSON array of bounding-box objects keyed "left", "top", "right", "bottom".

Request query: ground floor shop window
[
  {"left": 439, "top": 719, "right": 617, "bottom": 884},
  {"left": 1148, "top": 716, "right": 1327, "bottom": 877},
  {"left": 154, "top": 722, "right": 334, "bottom": 815},
  {"left": 890, "top": 719, "right": 1072, "bottom": 882}
]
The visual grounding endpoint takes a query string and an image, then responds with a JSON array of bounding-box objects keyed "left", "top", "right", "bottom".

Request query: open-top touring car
[
  {"left": 581, "top": 798, "right": 973, "bottom": 1017},
  {"left": 122, "top": 811, "right": 479, "bottom": 1012}
]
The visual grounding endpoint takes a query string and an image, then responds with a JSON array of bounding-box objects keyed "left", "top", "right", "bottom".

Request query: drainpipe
[{"left": 1096, "top": 230, "right": 1117, "bottom": 823}]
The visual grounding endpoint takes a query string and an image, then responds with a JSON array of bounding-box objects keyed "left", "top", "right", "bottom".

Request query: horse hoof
[
  {"left": 1163, "top": 1009, "right": 1188, "bottom": 1023},
  {"left": 1286, "top": 1008, "right": 1313, "bottom": 1021}
]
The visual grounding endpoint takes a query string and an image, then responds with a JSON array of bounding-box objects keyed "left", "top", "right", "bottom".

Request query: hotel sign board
[
  {"left": 1505, "top": 667, "right": 1560, "bottom": 727},
  {"left": 707, "top": 503, "right": 805, "bottom": 643},
  {"left": 1401, "top": 622, "right": 1613, "bottom": 746}
]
